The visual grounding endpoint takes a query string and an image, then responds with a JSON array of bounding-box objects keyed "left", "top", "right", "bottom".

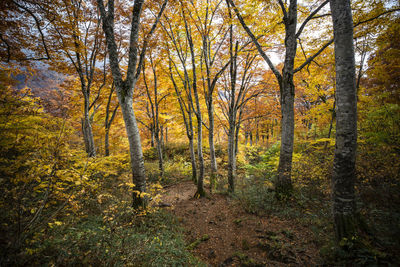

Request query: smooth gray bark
[
  {"left": 97, "top": 0, "right": 167, "bottom": 208},
  {"left": 330, "top": 0, "right": 357, "bottom": 242}
]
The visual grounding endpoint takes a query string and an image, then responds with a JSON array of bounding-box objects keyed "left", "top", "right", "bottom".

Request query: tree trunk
[
  {"left": 82, "top": 94, "right": 96, "bottom": 157},
  {"left": 235, "top": 121, "right": 240, "bottom": 155},
  {"left": 105, "top": 127, "right": 110, "bottom": 156},
  {"left": 276, "top": 0, "right": 297, "bottom": 198},
  {"left": 105, "top": 86, "right": 118, "bottom": 157},
  {"left": 150, "top": 126, "right": 155, "bottom": 147},
  {"left": 255, "top": 122, "right": 259, "bottom": 145},
  {"left": 156, "top": 137, "right": 164, "bottom": 177},
  {"left": 276, "top": 77, "right": 295, "bottom": 197},
  {"left": 330, "top": 0, "right": 357, "bottom": 243},
  {"left": 195, "top": 116, "right": 205, "bottom": 197},
  {"left": 207, "top": 100, "right": 218, "bottom": 185},
  {"left": 118, "top": 89, "right": 147, "bottom": 208},
  {"left": 165, "top": 127, "right": 168, "bottom": 145},
  {"left": 189, "top": 136, "right": 197, "bottom": 183},
  {"left": 227, "top": 122, "right": 236, "bottom": 192},
  {"left": 97, "top": 0, "right": 167, "bottom": 209}
]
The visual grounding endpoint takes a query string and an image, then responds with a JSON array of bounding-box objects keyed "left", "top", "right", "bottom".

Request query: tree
[
  {"left": 183, "top": 5, "right": 206, "bottom": 197},
  {"left": 187, "top": 0, "right": 231, "bottom": 182},
  {"left": 143, "top": 53, "right": 168, "bottom": 177},
  {"left": 330, "top": 0, "right": 358, "bottom": 243},
  {"left": 227, "top": 0, "right": 332, "bottom": 198},
  {"left": 218, "top": 2, "right": 262, "bottom": 192},
  {"left": 97, "top": 0, "right": 167, "bottom": 208}
]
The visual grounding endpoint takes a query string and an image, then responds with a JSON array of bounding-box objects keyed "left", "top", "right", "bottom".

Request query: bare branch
[
  {"left": 296, "top": 0, "right": 329, "bottom": 38},
  {"left": 226, "top": 0, "right": 282, "bottom": 83}
]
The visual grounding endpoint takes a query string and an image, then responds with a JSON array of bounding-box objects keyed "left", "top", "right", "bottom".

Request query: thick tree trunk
[
  {"left": 98, "top": 0, "right": 167, "bottom": 209},
  {"left": 330, "top": 0, "right": 357, "bottom": 243},
  {"left": 118, "top": 89, "right": 147, "bottom": 208},
  {"left": 276, "top": 77, "right": 295, "bottom": 196},
  {"left": 276, "top": 0, "right": 297, "bottom": 198}
]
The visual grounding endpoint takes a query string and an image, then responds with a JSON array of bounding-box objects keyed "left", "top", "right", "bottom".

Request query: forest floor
[{"left": 160, "top": 181, "right": 321, "bottom": 266}]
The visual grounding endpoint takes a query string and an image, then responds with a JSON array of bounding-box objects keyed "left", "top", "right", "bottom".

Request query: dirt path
[{"left": 160, "top": 181, "right": 320, "bottom": 266}]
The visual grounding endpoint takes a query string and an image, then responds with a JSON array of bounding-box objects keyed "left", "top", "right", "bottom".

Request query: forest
[{"left": 0, "top": 0, "right": 399, "bottom": 265}]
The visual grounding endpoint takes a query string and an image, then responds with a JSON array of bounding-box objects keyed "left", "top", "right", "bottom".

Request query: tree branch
[
  {"left": 296, "top": 0, "right": 329, "bottom": 38},
  {"left": 227, "top": 0, "right": 282, "bottom": 83}
]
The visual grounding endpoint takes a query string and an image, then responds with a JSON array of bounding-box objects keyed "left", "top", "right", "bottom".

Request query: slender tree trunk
[
  {"left": 150, "top": 126, "right": 155, "bottom": 147},
  {"left": 235, "top": 120, "right": 241, "bottom": 155},
  {"left": 228, "top": 122, "right": 236, "bottom": 192},
  {"left": 330, "top": 0, "right": 357, "bottom": 243},
  {"left": 255, "top": 122, "right": 259, "bottom": 145},
  {"left": 155, "top": 120, "right": 164, "bottom": 178},
  {"left": 189, "top": 136, "right": 197, "bottom": 183},
  {"left": 82, "top": 93, "right": 96, "bottom": 157},
  {"left": 183, "top": 8, "right": 205, "bottom": 197},
  {"left": 105, "top": 85, "right": 118, "bottom": 157},
  {"left": 105, "top": 128, "right": 110, "bottom": 156},
  {"left": 195, "top": 114, "right": 205, "bottom": 197},
  {"left": 156, "top": 136, "right": 164, "bottom": 177},
  {"left": 207, "top": 100, "right": 218, "bottom": 181},
  {"left": 165, "top": 127, "right": 168, "bottom": 145}
]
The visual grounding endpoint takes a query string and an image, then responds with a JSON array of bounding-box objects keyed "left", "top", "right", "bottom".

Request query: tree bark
[
  {"left": 82, "top": 114, "right": 96, "bottom": 157},
  {"left": 207, "top": 100, "right": 218, "bottom": 182},
  {"left": 275, "top": 0, "right": 297, "bottom": 198},
  {"left": 97, "top": 0, "right": 167, "bottom": 208},
  {"left": 330, "top": 0, "right": 357, "bottom": 243},
  {"left": 105, "top": 127, "right": 110, "bottom": 156},
  {"left": 228, "top": 123, "right": 236, "bottom": 192},
  {"left": 118, "top": 89, "right": 147, "bottom": 208},
  {"left": 105, "top": 84, "right": 119, "bottom": 156}
]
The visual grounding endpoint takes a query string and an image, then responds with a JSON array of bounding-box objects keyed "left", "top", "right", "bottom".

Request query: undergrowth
[{"left": 235, "top": 141, "right": 400, "bottom": 266}]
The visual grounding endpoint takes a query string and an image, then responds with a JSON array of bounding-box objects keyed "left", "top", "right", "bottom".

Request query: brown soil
[{"left": 160, "top": 181, "right": 320, "bottom": 266}]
